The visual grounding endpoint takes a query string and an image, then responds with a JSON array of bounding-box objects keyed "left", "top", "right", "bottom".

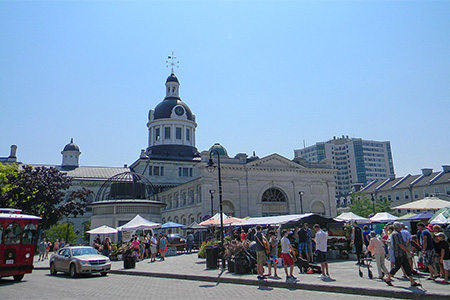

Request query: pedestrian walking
[
  {"left": 366, "top": 231, "right": 389, "bottom": 279},
  {"left": 150, "top": 233, "right": 158, "bottom": 262},
  {"left": 417, "top": 222, "right": 439, "bottom": 280},
  {"left": 159, "top": 233, "right": 168, "bottom": 261},
  {"left": 383, "top": 222, "right": 421, "bottom": 287},
  {"left": 352, "top": 221, "right": 364, "bottom": 265},
  {"left": 434, "top": 232, "right": 450, "bottom": 283}
]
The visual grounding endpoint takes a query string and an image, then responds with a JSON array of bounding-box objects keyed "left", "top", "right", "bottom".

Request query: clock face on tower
[{"left": 174, "top": 106, "right": 184, "bottom": 116}]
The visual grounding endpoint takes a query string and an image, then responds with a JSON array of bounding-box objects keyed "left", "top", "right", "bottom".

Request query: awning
[
  {"left": 334, "top": 212, "right": 369, "bottom": 223},
  {"left": 87, "top": 225, "right": 118, "bottom": 235},
  {"left": 117, "top": 214, "right": 160, "bottom": 231}
]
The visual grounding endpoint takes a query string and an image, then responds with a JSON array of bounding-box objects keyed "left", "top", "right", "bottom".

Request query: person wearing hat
[
  {"left": 434, "top": 232, "right": 450, "bottom": 283},
  {"left": 366, "top": 231, "right": 389, "bottom": 279}
]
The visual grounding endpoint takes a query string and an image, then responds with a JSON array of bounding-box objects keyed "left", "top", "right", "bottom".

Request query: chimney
[
  {"left": 421, "top": 168, "right": 433, "bottom": 176},
  {"left": 442, "top": 165, "right": 450, "bottom": 173},
  {"left": 9, "top": 145, "right": 17, "bottom": 158}
]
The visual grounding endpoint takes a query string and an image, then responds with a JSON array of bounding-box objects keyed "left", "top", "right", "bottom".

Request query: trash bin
[{"left": 205, "top": 245, "right": 219, "bottom": 269}]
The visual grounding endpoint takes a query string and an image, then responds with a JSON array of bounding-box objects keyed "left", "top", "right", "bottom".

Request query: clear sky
[{"left": 1, "top": 1, "right": 449, "bottom": 177}]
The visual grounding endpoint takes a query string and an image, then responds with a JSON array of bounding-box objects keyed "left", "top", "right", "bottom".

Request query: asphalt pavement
[{"left": 34, "top": 253, "right": 450, "bottom": 299}]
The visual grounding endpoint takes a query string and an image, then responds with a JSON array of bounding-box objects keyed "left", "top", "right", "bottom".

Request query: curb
[{"left": 110, "top": 269, "right": 449, "bottom": 300}]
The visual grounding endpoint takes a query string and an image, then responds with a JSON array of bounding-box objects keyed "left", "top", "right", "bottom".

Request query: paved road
[{"left": 0, "top": 269, "right": 390, "bottom": 300}]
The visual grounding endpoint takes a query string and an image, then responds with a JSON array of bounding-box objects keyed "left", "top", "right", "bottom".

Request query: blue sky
[{"left": 1, "top": 1, "right": 449, "bottom": 177}]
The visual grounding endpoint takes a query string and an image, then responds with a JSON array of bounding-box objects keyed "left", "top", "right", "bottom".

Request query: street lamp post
[
  {"left": 370, "top": 193, "right": 376, "bottom": 215},
  {"left": 206, "top": 149, "right": 225, "bottom": 269},
  {"left": 209, "top": 189, "right": 215, "bottom": 217},
  {"left": 299, "top": 191, "right": 304, "bottom": 214}
]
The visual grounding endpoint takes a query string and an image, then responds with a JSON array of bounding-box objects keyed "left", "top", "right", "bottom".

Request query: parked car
[{"left": 49, "top": 246, "right": 111, "bottom": 278}]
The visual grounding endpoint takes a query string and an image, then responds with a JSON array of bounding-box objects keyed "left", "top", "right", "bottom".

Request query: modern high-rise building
[{"left": 294, "top": 136, "right": 395, "bottom": 207}]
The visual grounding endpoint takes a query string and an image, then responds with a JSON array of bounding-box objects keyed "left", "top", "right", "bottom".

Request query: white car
[{"left": 49, "top": 246, "right": 111, "bottom": 278}]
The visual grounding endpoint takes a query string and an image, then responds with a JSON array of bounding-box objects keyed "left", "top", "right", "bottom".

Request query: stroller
[{"left": 358, "top": 253, "right": 373, "bottom": 279}]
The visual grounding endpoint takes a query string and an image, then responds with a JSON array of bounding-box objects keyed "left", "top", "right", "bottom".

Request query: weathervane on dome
[{"left": 166, "top": 51, "right": 179, "bottom": 74}]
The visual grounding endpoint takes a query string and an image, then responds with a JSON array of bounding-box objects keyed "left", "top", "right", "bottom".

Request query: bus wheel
[
  {"left": 69, "top": 264, "right": 78, "bottom": 278},
  {"left": 13, "top": 274, "right": 24, "bottom": 281},
  {"left": 50, "top": 263, "right": 57, "bottom": 275}
]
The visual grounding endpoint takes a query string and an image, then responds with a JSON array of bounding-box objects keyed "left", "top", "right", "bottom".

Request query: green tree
[
  {"left": 82, "top": 221, "right": 91, "bottom": 243},
  {"left": 0, "top": 165, "right": 93, "bottom": 229},
  {"left": 348, "top": 192, "right": 397, "bottom": 218},
  {"left": 46, "top": 223, "right": 78, "bottom": 245},
  {"left": 0, "top": 163, "right": 18, "bottom": 195}
]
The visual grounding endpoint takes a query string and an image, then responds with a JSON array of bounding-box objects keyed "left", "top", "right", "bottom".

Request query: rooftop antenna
[{"left": 166, "top": 51, "right": 179, "bottom": 74}]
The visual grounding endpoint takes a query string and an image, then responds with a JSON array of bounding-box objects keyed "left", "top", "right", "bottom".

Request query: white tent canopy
[
  {"left": 86, "top": 225, "right": 118, "bottom": 235},
  {"left": 234, "top": 213, "right": 314, "bottom": 226},
  {"left": 117, "top": 214, "right": 160, "bottom": 231},
  {"left": 370, "top": 212, "right": 398, "bottom": 223},
  {"left": 393, "top": 197, "right": 450, "bottom": 211},
  {"left": 335, "top": 212, "right": 369, "bottom": 223}
]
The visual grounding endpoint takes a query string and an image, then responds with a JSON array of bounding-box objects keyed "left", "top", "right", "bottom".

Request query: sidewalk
[{"left": 35, "top": 253, "right": 450, "bottom": 299}]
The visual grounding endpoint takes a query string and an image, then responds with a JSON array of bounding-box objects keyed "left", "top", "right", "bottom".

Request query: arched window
[
  {"left": 5, "top": 222, "right": 22, "bottom": 245},
  {"left": 261, "top": 188, "right": 287, "bottom": 202},
  {"left": 22, "top": 223, "right": 37, "bottom": 245}
]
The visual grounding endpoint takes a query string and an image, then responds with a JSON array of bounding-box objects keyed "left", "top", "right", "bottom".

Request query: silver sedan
[{"left": 49, "top": 246, "right": 111, "bottom": 278}]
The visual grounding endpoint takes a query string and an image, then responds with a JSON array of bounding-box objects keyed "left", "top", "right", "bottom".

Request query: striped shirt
[{"left": 391, "top": 230, "right": 406, "bottom": 258}]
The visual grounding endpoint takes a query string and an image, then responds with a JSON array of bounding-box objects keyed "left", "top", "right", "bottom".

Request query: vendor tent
[
  {"left": 161, "top": 221, "right": 186, "bottom": 229},
  {"left": 199, "top": 212, "right": 228, "bottom": 226},
  {"left": 233, "top": 214, "right": 309, "bottom": 226},
  {"left": 187, "top": 222, "right": 208, "bottom": 230},
  {"left": 397, "top": 213, "right": 417, "bottom": 221},
  {"left": 370, "top": 212, "right": 398, "bottom": 223},
  {"left": 406, "top": 212, "right": 434, "bottom": 220},
  {"left": 393, "top": 197, "right": 450, "bottom": 212},
  {"left": 87, "top": 225, "right": 118, "bottom": 235},
  {"left": 117, "top": 214, "right": 160, "bottom": 231},
  {"left": 335, "top": 212, "right": 369, "bottom": 223},
  {"left": 429, "top": 206, "right": 450, "bottom": 224}
]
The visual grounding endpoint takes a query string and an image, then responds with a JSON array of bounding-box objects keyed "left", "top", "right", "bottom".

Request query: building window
[
  {"left": 176, "top": 127, "right": 182, "bottom": 139},
  {"left": 387, "top": 194, "right": 391, "bottom": 201},
  {"left": 395, "top": 193, "right": 399, "bottom": 201},
  {"left": 186, "top": 128, "right": 190, "bottom": 141},
  {"left": 155, "top": 128, "right": 160, "bottom": 140},
  {"left": 261, "top": 188, "right": 287, "bottom": 202},
  {"left": 179, "top": 167, "right": 192, "bottom": 177},
  {"left": 151, "top": 166, "right": 163, "bottom": 176},
  {"left": 424, "top": 189, "right": 429, "bottom": 197},
  {"left": 164, "top": 127, "right": 171, "bottom": 139}
]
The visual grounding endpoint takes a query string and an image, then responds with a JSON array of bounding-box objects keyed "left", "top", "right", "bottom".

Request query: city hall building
[{"left": 2, "top": 67, "right": 337, "bottom": 236}]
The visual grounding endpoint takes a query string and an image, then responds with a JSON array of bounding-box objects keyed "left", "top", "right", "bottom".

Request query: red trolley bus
[{"left": 0, "top": 208, "right": 41, "bottom": 281}]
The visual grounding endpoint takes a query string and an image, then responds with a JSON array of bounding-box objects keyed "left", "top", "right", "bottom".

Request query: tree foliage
[
  {"left": 0, "top": 164, "right": 93, "bottom": 229},
  {"left": 348, "top": 191, "right": 395, "bottom": 218},
  {"left": 0, "top": 163, "right": 18, "bottom": 195},
  {"left": 46, "top": 223, "right": 78, "bottom": 245}
]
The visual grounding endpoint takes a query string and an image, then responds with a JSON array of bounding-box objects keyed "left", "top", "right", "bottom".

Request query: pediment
[{"left": 246, "top": 154, "right": 305, "bottom": 169}]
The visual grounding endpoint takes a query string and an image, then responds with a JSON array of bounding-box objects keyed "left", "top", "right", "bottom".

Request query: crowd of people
[
  {"left": 226, "top": 223, "right": 329, "bottom": 282},
  {"left": 37, "top": 238, "right": 65, "bottom": 261},
  {"left": 352, "top": 221, "right": 450, "bottom": 287}
]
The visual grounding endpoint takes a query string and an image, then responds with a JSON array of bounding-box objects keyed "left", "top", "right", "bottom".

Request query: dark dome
[
  {"left": 95, "top": 171, "right": 157, "bottom": 202},
  {"left": 63, "top": 138, "right": 80, "bottom": 152},
  {"left": 166, "top": 73, "right": 179, "bottom": 83},
  {"left": 209, "top": 143, "right": 228, "bottom": 156},
  {"left": 151, "top": 98, "right": 194, "bottom": 121}
]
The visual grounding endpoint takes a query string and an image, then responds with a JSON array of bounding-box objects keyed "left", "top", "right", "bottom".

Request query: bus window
[
  {"left": 0, "top": 224, "right": 3, "bottom": 244},
  {"left": 22, "top": 223, "right": 37, "bottom": 245},
  {"left": 5, "top": 222, "right": 22, "bottom": 245}
]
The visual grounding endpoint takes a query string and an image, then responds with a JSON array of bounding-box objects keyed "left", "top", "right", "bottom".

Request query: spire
[{"left": 166, "top": 51, "right": 179, "bottom": 74}]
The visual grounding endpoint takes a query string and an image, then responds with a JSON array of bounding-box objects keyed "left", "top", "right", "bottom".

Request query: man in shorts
[
  {"left": 265, "top": 231, "right": 278, "bottom": 277},
  {"left": 280, "top": 229, "right": 296, "bottom": 281},
  {"left": 417, "top": 222, "right": 438, "bottom": 279},
  {"left": 314, "top": 224, "right": 329, "bottom": 279},
  {"left": 254, "top": 225, "right": 267, "bottom": 280}
]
